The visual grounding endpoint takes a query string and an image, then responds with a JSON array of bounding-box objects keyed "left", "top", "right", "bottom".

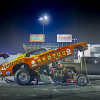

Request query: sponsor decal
[
  {"left": 47, "top": 56, "right": 51, "bottom": 60},
  {"left": 6, "top": 71, "right": 10, "bottom": 75},
  {"left": 21, "top": 59, "right": 24, "bottom": 62},
  {"left": 56, "top": 52, "right": 61, "bottom": 57},
  {"left": 62, "top": 51, "right": 66, "bottom": 56},
  {"left": 52, "top": 54, "right": 56, "bottom": 59},
  {"left": 2, "top": 67, "right": 6, "bottom": 70},
  {"left": 57, "top": 34, "right": 72, "bottom": 42},
  {"left": 42, "top": 57, "right": 46, "bottom": 62},
  {"left": 67, "top": 52, "right": 72, "bottom": 55},
  {"left": 66, "top": 49, "right": 72, "bottom": 55},
  {"left": 32, "top": 64, "right": 37, "bottom": 67},
  {"left": 31, "top": 60, "right": 35, "bottom": 64},
  {"left": 9, "top": 63, "right": 12, "bottom": 66},
  {"left": 37, "top": 59, "right": 41, "bottom": 64},
  {"left": 58, "top": 36, "right": 70, "bottom": 40},
  {"left": 1, "top": 60, "right": 21, "bottom": 70},
  {"left": 30, "top": 34, "right": 45, "bottom": 42},
  {"left": 34, "top": 57, "right": 38, "bottom": 59},
  {"left": 66, "top": 49, "right": 70, "bottom": 52}
]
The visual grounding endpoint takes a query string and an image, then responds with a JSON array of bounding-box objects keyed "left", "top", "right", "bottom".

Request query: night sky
[{"left": 0, "top": 0, "right": 100, "bottom": 54}]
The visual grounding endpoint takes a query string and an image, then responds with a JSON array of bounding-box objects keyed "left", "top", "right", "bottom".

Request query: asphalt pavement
[{"left": 1, "top": 75, "right": 100, "bottom": 100}]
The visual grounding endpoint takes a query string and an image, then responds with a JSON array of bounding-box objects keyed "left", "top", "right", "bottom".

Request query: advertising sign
[
  {"left": 30, "top": 34, "right": 45, "bottom": 42},
  {"left": 57, "top": 34, "right": 72, "bottom": 42}
]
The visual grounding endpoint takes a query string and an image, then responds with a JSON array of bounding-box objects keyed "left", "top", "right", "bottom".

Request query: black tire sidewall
[{"left": 14, "top": 68, "right": 31, "bottom": 85}]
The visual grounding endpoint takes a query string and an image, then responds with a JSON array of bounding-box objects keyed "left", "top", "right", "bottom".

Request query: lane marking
[
  {"left": 43, "top": 89, "right": 48, "bottom": 90},
  {"left": 52, "top": 89, "right": 61, "bottom": 93}
]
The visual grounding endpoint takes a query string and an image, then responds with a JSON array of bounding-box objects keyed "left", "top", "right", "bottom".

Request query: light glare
[
  {"left": 44, "top": 16, "right": 47, "bottom": 19},
  {"left": 40, "top": 18, "right": 43, "bottom": 20},
  {"left": 39, "top": 18, "right": 43, "bottom": 20}
]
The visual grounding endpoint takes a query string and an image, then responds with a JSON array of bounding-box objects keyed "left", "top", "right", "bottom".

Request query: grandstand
[{"left": 23, "top": 42, "right": 68, "bottom": 52}]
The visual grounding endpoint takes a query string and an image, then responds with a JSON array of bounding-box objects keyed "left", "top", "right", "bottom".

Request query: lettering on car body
[
  {"left": 42, "top": 57, "right": 46, "bottom": 62},
  {"left": 62, "top": 51, "right": 66, "bottom": 56},
  {"left": 37, "top": 59, "right": 41, "bottom": 64},
  {"left": 47, "top": 56, "right": 51, "bottom": 61},
  {"left": 56, "top": 52, "right": 61, "bottom": 57},
  {"left": 52, "top": 54, "right": 56, "bottom": 59}
]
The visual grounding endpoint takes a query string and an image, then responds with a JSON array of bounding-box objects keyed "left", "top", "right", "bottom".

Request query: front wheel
[
  {"left": 76, "top": 74, "right": 88, "bottom": 86},
  {"left": 14, "top": 68, "right": 32, "bottom": 85}
]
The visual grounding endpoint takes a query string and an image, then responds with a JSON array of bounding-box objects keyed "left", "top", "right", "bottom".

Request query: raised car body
[{"left": 0, "top": 42, "right": 88, "bottom": 77}]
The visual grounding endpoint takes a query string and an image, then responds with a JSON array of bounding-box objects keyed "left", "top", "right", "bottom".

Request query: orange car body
[{"left": 0, "top": 42, "right": 88, "bottom": 77}]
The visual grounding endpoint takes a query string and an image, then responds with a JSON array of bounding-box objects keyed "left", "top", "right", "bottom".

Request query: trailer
[{"left": 0, "top": 42, "right": 88, "bottom": 86}]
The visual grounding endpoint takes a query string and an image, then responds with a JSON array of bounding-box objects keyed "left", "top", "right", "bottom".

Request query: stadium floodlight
[
  {"left": 44, "top": 16, "right": 47, "bottom": 20},
  {"left": 39, "top": 18, "right": 43, "bottom": 20},
  {"left": 39, "top": 15, "right": 48, "bottom": 46}
]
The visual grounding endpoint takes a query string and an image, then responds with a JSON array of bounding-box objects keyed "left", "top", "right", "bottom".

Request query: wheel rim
[
  {"left": 18, "top": 72, "right": 28, "bottom": 82},
  {"left": 78, "top": 76, "right": 87, "bottom": 85}
]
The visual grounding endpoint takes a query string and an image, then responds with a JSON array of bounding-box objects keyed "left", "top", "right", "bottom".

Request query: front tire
[
  {"left": 14, "top": 68, "right": 32, "bottom": 85},
  {"left": 76, "top": 74, "right": 88, "bottom": 86}
]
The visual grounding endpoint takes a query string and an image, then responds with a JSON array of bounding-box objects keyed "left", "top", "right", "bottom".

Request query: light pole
[
  {"left": 39, "top": 16, "right": 48, "bottom": 46},
  {"left": 72, "top": 38, "right": 77, "bottom": 43}
]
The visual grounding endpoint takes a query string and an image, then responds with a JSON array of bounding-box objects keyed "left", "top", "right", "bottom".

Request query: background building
[{"left": 78, "top": 44, "right": 100, "bottom": 58}]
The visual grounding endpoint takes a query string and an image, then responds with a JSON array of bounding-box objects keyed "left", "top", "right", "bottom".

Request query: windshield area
[{"left": 25, "top": 48, "right": 47, "bottom": 57}]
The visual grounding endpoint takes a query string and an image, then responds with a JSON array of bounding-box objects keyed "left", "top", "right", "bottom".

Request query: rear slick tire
[{"left": 14, "top": 68, "right": 32, "bottom": 85}]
